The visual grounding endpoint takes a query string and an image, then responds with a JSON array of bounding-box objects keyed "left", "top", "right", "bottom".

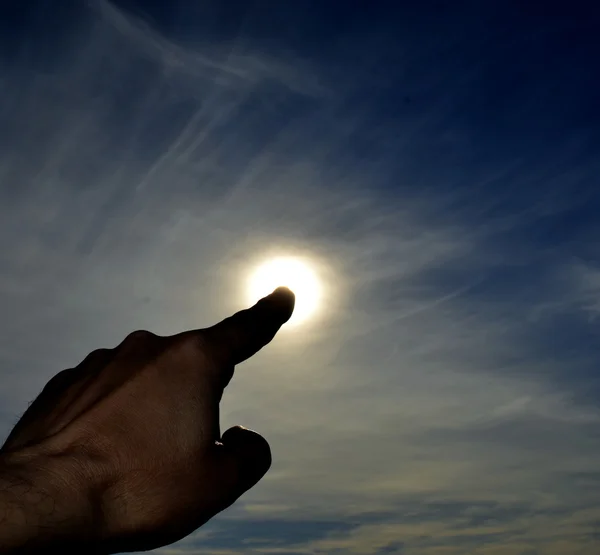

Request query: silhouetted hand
[{"left": 0, "top": 287, "right": 295, "bottom": 554}]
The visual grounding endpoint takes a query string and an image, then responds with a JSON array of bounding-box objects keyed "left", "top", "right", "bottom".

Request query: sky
[{"left": 1, "top": 1, "right": 600, "bottom": 554}]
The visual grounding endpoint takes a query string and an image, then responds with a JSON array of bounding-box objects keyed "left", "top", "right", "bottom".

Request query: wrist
[{"left": 0, "top": 449, "right": 101, "bottom": 554}]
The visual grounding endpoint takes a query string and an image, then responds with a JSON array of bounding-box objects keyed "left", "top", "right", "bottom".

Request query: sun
[{"left": 247, "top": 256, "right": 322, "bottom": 327}]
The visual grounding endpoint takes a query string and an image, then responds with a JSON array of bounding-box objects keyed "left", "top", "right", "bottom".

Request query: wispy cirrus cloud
[{"left": 1, "top": 2, "right": 599, "bottom": 554}]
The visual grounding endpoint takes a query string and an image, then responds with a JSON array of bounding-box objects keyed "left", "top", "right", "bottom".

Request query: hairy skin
[{"left": 0, "top": 287, "right": 295, "bottom": 554}]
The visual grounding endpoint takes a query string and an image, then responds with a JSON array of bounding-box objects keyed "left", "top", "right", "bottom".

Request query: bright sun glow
[{"left": 247, "top": 256, "right": 322, "bottom": 327}]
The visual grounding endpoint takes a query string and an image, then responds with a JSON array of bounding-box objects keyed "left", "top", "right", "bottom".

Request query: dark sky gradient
[{"left": 1, "top": 1, "right": 600, "bottom": 554}]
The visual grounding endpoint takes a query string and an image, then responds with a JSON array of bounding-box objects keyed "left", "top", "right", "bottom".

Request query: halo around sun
[{"left": 247, "top": 256, "right": 322, "bottom": 327}]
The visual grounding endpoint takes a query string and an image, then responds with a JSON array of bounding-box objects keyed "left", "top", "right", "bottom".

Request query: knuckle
[
  {"left": 44, "top": 367, "right": 78, "bottom": 391},
  {"left": 122, "top": 329, "right": 157, "bottom": 345},
  {"left": 83, "top": 348, "right": 112, "bottom": 364},
  {"left": 173, "top": 332, "right": 208, "bottom": 356},
  {"left": 202, "top": 324, "right": 239, "bottom": 363},
  {"left": 169, "top": 332, "right": 220, "bottom": 370}
]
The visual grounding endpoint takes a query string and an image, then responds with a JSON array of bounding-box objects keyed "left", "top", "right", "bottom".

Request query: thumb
[{"left": 213, "top": 426, "right": 272, "bottom": 506}]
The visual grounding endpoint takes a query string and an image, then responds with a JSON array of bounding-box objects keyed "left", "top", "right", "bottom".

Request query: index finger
[{"left": 201, "top": 286, "right": 296, "bottom": 367}]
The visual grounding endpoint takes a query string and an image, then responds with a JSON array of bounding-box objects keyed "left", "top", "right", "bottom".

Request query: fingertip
[
  {"left": 272, "top": 286, "right": 294, "bottom": 298},
  {"left": 221, "top": 426, "right": 272, "bottom": 487},
  {"left": 202, "top": 286, "right": 296, "bottom": 368},
  {"left": 263, "top": 286, "right": 295, "bottom": 322}
]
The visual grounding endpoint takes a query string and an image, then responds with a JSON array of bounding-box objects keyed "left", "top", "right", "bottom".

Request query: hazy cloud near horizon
[{"left": 1, "top": 2, "right": 600, "bottom": 554}]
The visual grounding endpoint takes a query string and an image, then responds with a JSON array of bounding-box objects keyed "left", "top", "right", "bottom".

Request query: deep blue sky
[{"left": 1, "top": 1, "right": 600, "bottom": 554}]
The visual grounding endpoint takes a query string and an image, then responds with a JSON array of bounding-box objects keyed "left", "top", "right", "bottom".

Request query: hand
[{"left": 0, "top": 287, "right": 295, "bottom": 554}]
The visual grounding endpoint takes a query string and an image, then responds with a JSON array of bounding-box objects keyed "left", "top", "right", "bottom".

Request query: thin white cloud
[{"left": 0, "top": 4, "right": 599, "bottom": 555}]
